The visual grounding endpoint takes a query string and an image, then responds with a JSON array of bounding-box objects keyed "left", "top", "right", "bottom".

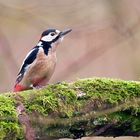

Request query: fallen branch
[{"left": 0, "top": 78, "right": 140, "bottom": 139}]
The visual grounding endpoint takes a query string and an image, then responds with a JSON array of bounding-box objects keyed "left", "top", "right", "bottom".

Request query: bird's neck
[{"left": 37, "top": 40, "right": 57, "bottom": 55}]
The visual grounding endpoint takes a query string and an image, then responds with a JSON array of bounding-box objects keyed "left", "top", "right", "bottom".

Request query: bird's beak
[{"left": 59, "top": 29, "right": 72, "bottom": 37}]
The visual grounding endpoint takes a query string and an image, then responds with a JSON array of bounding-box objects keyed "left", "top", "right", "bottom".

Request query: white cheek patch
[
  {"left": 56, "top": 30, "right": 60, "bottom": 34},
  {"left": 51, "top": 37, "right": 64, "bottom": 49},
  {"left": 41, "top": 34, "right": 57, "bottom": 42},
  {"left": 60, "top": 36, "right": 64, "bottom": 42}
]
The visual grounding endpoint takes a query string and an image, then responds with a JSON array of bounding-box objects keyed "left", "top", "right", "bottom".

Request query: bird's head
[{"left": 40, "top": 29, "right": 72, "bottom": 45}]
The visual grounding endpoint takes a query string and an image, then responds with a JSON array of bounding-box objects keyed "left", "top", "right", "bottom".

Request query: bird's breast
[
  {"left": 21, "top": 49, "right": 57, "bottom": 86},
  {"left": 33, "top": 49, "right": 57, "bottom": 76}
]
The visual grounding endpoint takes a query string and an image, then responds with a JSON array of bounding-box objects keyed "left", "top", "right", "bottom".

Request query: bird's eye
[{"left": 50, "top": 32, "right": 55, "bottom": 36}]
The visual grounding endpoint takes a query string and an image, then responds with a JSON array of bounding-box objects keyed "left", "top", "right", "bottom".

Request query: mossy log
[{"left": 0, "top": 78, "right": 140, "bottom": 139}]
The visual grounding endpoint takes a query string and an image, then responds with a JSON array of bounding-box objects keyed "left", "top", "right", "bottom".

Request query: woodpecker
[{"left": 14, "top": 28, "right": 72, "bottom": 92}]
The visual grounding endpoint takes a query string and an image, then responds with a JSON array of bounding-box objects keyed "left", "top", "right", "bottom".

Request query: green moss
[
  {"left": 45, "top": 125, "right": 72, "bottom": 138},
  {"left": 107, "top": 111, "right": 140, "bottom": 133},
  {"left": 0, "top": 95, "right": 24, "bottom": 139},
  {"left": 74, "top": 78, "right": 140, "bottom": 105},
  {"left": 20, "top": 82, "right": 77, "bottom": 117},
  {"left": 0, "top": 78, "right": 140, "bottom": 138}
]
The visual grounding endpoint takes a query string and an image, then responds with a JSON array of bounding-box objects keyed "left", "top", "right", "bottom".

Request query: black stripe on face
[
  {"left": 41, "top": 29, "right": 56, "bottom": 37},
  {"left": 50, "top": 34, "right": 61, "bottom": 43},
  {"left": 50, "top": 29, "right": 72, "bottom": 43}
]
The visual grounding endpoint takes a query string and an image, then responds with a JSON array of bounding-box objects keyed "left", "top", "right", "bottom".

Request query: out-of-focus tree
[{"left": 0, "top": 0, "right": 140, "bottom": 92}]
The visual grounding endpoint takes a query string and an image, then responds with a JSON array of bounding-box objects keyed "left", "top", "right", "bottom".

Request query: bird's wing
[{"left": 15, "top": 47, "right": 39, "bottom": 84}]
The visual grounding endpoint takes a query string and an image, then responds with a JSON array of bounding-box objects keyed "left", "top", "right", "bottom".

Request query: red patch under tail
[{"left": 14, "top": 84, "right": 27, "bottom": 92}]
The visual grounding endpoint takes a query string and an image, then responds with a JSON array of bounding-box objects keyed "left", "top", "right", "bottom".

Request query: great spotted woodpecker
[{"left": 14, "top": 29, "right": 72, "bottom": 92}]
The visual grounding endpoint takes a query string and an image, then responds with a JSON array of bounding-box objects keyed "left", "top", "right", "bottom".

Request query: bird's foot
[{"left": 34, "top": 85, "right": 43, "bottom": 89}]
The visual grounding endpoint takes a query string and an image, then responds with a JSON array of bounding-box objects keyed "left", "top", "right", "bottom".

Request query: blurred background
[{"left": 0, "top": 0, "right": 140, "bottom": 92}]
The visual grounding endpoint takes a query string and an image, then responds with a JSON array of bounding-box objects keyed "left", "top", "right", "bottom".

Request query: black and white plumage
[{"left": 14, "top": 29, "right": 72, "bottom": 92}]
